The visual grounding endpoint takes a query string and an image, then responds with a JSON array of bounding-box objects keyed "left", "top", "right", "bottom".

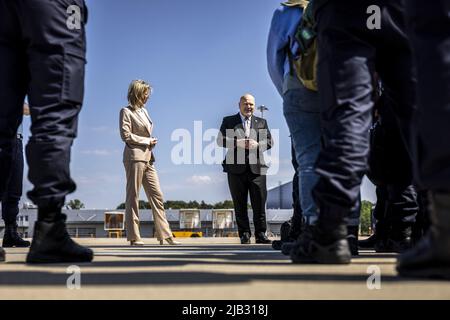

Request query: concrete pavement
[{"left": 0, "top": 237, "right": 449, "bottom": 299}]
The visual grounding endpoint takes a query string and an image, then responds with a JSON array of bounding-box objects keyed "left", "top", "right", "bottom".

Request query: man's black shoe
[
  {"left": 290, "top": 225, "right": 351, "bottom": 264},
  {"left": 255, "top": 232, "right": 272, "bottom": 244},
  {"left": 347, "top": 226, "right": 359, "bottom": 256},
  {"left": 0, "top": 247, "right": 5, "bottom": 262},
  {"left": 240, "top": 232, "right": 251, "bottom": 244},
  {"left": 272, "top": 240, "right": 283, "bottom": 250},
  {"left": 2, "top": 223, "right": 31, "bottom": 248},
  {"left": 281, "top": 242, "right": 294, "bottom": 256},
  {"left": 26, "top": 214, "right": 94, "bottom": 264}
]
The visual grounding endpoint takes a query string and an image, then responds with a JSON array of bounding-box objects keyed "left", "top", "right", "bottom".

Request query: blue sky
[{"left": 21, "top": 0, "right": 375, "bottom": 209}]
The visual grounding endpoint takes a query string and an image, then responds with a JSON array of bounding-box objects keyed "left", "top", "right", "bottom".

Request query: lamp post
[{"left": 257, "top": 105, "right": 269, "bottom": 119}]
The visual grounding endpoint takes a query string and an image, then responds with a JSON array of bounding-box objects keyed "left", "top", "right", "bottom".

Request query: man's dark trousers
[
  {"left": 312, "top": 0, "right": 416, "bottom": 229},
  {"left": 1, "top": 137, "right": 23, "bottom": 225},
  {"left": 405, "top": 0, "right": 450, "bottom": 191},
  {"left": 0, "top": 0, "right": 87, "bottom": 212},
  {"left": 228, "top": 166, "right": 268, "bottom": 237}
]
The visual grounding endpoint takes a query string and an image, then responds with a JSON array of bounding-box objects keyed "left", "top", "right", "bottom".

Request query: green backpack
[{"left": 292, "top": 1, "right": 318, "bottom": 91}]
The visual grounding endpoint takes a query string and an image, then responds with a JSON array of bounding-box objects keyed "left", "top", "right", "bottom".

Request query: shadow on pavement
[
  {"left": 0, "top": 270, "right": 419, "bottom": 286},
  {"left": 86, "top": 244, "right": 273, "bottom": 250}
]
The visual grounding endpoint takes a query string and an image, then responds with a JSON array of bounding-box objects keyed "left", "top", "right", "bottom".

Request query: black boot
[
  {"left": 282, "top": 222, "right": 307, "bottom": 255},
  {"left": 375, "top": 224, "right": 412, "bottom": 253},
  {"left": 273, "top": 218, "right": 302, "bottom": 251},
  {"left": 397, "top": 192, "right": 450, "bottom": 279},
  {"left": 358, "top": 233, "right": 377, "bottom": 249},
  {"left": 281, "top": 241, "right": 295, "bottom": 255},
  {"left": 411, "top": 190, "right": 431, "bottom": 245},
  {"left": 271, "top": 240, "right": 283, "bottom": 250},
  {"left": 0, "top": 247, "right": 4, "bottom": 262},
  {"left": 358, "top": 220, "right": 388, "bottom": 249},
  {"left": 290, "top": 224, "right": 351, "bottom": 264},
  {"left": 2, "top": 223, "right": 31, "bottom": 248},
  {"left": 375, "top": 237, "right": 411, "bottom": 253},
  {"left": 347, "top": 226, "right": 359, "bottom": 256},
  {"left": 387, "top": 224, "right": 412, "bottom": 253},
  {"left": 26, "top": 214, "right": 94, "bottom": 264},
  {"left": 363, "top": 219, "right": 390, "bottom": 250}
]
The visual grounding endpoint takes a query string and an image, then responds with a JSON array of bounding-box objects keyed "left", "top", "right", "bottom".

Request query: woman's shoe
[
  {"left": 130, "top": 240, "right": 145, "bottom": 246},
  {"left": 160, "top": 237, "right": 181, "bottom": 245}
]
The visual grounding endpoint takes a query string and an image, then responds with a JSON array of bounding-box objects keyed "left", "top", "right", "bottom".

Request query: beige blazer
[{"left": 119, "top": 106, "right": 156, "bottom": 163}]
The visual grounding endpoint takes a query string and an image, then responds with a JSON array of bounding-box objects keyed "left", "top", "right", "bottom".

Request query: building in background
[
  {"left": 267, "top": 181, "right": 293, "bottom": 209},
  {"left": 0, "top": 208, "right": 293, "bottom": 239}
]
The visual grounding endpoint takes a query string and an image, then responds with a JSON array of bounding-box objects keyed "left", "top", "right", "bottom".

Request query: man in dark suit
[{"left": 217, "top": 94, "right": 274, "bottom": 244}]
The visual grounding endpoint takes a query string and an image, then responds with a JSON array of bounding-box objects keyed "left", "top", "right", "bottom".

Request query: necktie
[{"left": 244, "top": 117, "right": 250, "bottom": 138}]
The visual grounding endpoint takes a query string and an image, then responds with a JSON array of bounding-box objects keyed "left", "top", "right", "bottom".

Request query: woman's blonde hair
[{"left": 127, "top": 79, "right": 152, "bottom": 109}]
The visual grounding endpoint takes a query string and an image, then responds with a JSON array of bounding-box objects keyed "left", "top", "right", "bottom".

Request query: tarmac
[{"left": 0, "top": 237, "right": 449, "bottom": 300}]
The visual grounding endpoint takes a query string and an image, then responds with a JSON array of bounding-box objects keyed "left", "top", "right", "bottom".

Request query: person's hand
[
  {"left": 23, "top": 103, "right": 30, "bottom": 116},
  {"left": 149, "top": 137, "right": 158, "bottom": 147},
  {"left": 236, "top": 139, "right": 247, "bottom": 149},
  {"left": 246, "top": 139, "right": 259, "bottom": 150}
]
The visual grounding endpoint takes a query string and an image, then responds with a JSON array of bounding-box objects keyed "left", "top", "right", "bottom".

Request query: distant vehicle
[{"left": 172, "top": 231, "right": 203, "bottom": 238}]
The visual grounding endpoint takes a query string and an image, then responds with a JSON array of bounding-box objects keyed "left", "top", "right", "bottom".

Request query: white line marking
[{"left": 95, "top": 250, "right": 279, "bottom": 256}]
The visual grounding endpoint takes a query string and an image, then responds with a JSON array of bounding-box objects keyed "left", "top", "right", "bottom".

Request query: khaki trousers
[{"left": 124, "top": 161, "right": 172, "bottom": 241}]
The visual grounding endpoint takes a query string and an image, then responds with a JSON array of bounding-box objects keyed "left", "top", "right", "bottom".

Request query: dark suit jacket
[{"left": 217, "top": 113, "right": 273, "bottom": 175}]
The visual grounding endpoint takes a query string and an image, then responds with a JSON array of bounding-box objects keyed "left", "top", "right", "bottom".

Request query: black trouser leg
[
  {"left": 396, "top": 1, "right": 450, "bottom": 278},
  {"left": 0, "top": 1, "right": 27, "bottom": 200},
  {"left": 381, "top": 183, "right": 418, "bottom": 239},
  {"left": 248, "top": 172, "right": 267, "bottom": 235},
  {"left": 1, "top": 138, "right": 23, "bottom": 225},
  {"left": 290, "top": 170, "right": 303, "bottom": 239},
  {"left": 227, "top": 173, "right": 250, "bottom": 237},
  {"left": 405, "top": 0, "right": 450, "bottom": 190},
  {"left": 412, "top": 190, "right": 431, "bottom": 242},
  {"left": 313, "top": 0, "right": 415, "bottom": 240},
  {"left": 313, "top": 1, "right": 375, "bottom": 233},
  {"left": 375, "top": 4, "right": 417, "bottom": 165},
  {"left": 386, "top": 184, "right": 418, "bottom": 235},
  {"left": 0, "top": 0, "right": 93, "bottom": 263},
  {"left": 373, "top": 186, "right": 388, "bottom": 223},
  {"left": 290, "top": 142, "right": 303, "bottom": 239},
  {"left": 15, "top": 0, "right": 87, "bottom": 214}
]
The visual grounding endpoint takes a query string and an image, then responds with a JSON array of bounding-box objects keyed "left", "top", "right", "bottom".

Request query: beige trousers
[{"left": 124, "top": 161, "right": 172, "bottom": 241}]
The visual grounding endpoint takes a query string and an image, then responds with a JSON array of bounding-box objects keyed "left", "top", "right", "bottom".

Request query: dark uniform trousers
[
  {"left": 1, "top": 137, "right": 23, "bottom": 225},
  {"left": 0, "top": 0, "right": 87, "bottom": 211},
  {"left": 290, "top": 140, "right": 303, "bottom": 239},
  {"left": 312, "top": 0, "right": 417, "bottom": 227},
  {"left": 368, "top": 92, "right": 419, "bottom": 233},
  {"left": 405, "top": 0, "right": 450, "bottom": 191}
]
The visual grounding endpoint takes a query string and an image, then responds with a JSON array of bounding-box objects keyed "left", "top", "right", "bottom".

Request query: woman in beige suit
[{"left": 120, "top": 79, "right": 181, "bottom": 246}]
